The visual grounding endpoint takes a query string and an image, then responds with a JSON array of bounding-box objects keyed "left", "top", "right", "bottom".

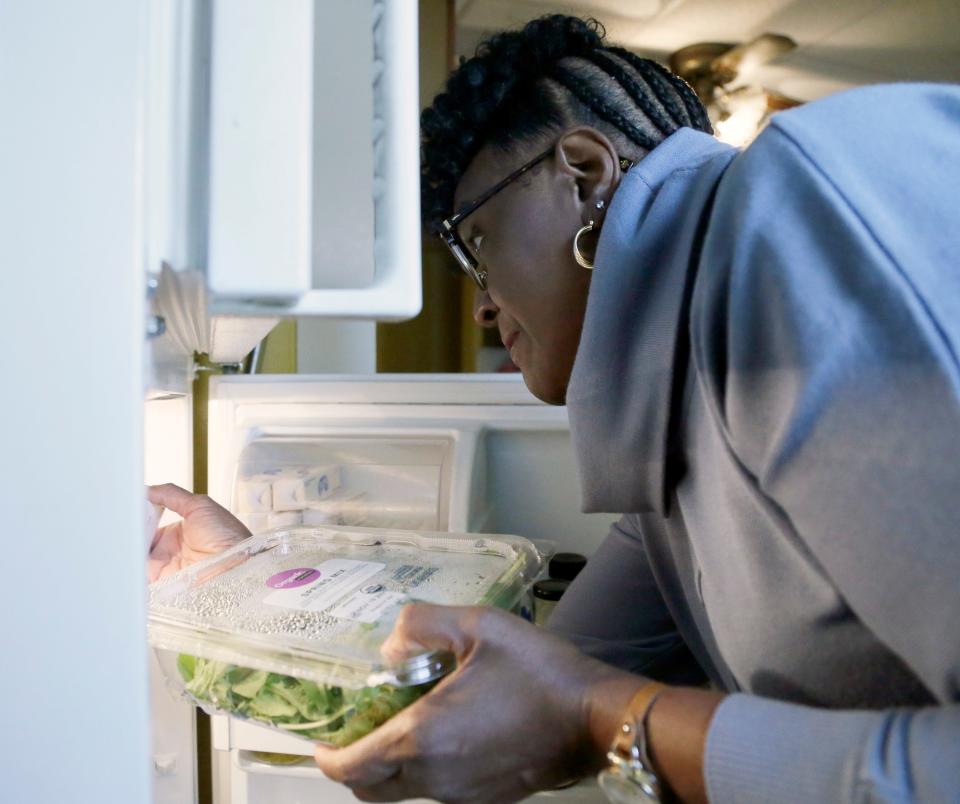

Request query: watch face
[{"left": 598, "top": 768, "right": 660, "bottom": 804}]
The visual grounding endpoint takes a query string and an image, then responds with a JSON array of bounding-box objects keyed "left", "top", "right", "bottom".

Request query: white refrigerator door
[
  {"left": 202, "top": 373, "right": 614, "bottom": 803},
  {"left": 2, "top": 2, "right": 152, "bottom": 802}
]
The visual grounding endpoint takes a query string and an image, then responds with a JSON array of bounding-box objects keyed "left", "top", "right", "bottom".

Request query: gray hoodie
[{"left": 550, "top": 84, "right": 960, "bottom": 802}]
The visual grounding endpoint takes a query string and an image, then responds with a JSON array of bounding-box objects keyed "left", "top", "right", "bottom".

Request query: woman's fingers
[
  {"left": 147, "top": 483, "right": 196, "bottom": 514},
  {"left": 317, "top": 609, "right": 481, "bottom": 799},
  {"left": 146, "top": 483, "right": 251, "bottom": 582},
  {"left": 314, "top": 604, "right": 615, "bottom": 802},
  {"left": 314, "top": 710, "right": 413, "bottom": 789},
  {"left": 380, "top": 603, "right": 485, "bottom": 664}
]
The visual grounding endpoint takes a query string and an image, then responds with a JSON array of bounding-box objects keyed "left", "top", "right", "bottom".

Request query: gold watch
[{"left": 597, "top": 682, "right": 667, "bottom": 804}]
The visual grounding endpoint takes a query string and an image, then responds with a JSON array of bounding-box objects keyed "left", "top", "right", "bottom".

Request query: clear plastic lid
[{"left": 148, "top": 525, "right": 540, "bottom": 690}]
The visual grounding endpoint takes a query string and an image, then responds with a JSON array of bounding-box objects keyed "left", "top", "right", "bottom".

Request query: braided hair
[{"left": 421, "top": 15, "right": 712, "bottom": 233}]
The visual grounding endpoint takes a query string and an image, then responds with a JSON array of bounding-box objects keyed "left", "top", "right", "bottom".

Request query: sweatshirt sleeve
[
  {"left": 706, "top": 696, "right": 960, "bottom": 803},
  {"left": 693, "top": 87, "right": 960, "bottom": 803},
  {"left": 548, "top": 514, "right": 707, "bottom": 685}
]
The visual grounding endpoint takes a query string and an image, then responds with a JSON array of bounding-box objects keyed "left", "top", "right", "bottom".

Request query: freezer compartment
[
  {"left": 233, "top": 435, "right": 450, "bottom": 533},
  {"left": 208, "top": 375, "right": 619, "bottom": 554}
]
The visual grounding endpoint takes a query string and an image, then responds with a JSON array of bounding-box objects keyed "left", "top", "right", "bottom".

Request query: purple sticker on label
[{"left": 266, "top": 567, "right": 320, "bottom": 589}]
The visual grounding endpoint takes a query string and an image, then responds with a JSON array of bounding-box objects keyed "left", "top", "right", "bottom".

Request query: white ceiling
[{"left": 455, "top": 0, "right": 960, "bottom": 99}]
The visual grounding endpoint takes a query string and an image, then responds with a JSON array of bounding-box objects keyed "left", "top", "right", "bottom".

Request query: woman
[{"left": 159, "top": 15, "right": 960, "bottom": 803}]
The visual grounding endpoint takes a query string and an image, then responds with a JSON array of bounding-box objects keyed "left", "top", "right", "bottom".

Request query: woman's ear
[{"left": 554, "top": 127, "right": 621, "bottom": 223}]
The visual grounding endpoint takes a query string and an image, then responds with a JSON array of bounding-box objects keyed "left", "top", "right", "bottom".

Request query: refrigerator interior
[{"left": 199, "top": 373, "right": 616, "bottom": 803}]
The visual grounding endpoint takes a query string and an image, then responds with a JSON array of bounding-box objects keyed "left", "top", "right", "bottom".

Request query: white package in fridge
[
  {"left": 272, "top": 466, "right": 342, "bottom": 511},
  {"left": 237, "top": 479, "right": 273, "bottom": 512}
]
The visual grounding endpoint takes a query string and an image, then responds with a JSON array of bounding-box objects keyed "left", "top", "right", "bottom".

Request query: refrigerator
[{"left": 144, "top": 372, "right": 618, "bottom": 803}]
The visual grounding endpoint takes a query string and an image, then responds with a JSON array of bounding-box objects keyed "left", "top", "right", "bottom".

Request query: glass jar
[{"left": 532, "top": 579, "right": 570, "bottom": 626}]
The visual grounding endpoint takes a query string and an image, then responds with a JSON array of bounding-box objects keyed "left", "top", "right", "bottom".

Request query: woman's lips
[{"left": 502, "top": 331, "right": 522, "bottom": 367}]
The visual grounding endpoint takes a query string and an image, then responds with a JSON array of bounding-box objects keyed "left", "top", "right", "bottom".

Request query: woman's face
[{"left": 452, "top": 130, "right": 621, "bottom": 404}]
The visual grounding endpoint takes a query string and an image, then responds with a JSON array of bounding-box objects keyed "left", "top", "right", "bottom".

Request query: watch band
[
  {"left": 612, "top": 682, "right": 666, "bottom": 756},
  {"left": 598, "top": 682, "right": 668, "bottom": 804}
]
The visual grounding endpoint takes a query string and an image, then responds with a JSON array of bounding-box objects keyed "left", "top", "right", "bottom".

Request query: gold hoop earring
[{"left": 573, "top": 220, "right": 596, "bottom": 270}]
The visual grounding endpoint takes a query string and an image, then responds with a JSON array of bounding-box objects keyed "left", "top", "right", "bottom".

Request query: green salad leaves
[{"left": 177, "top": 654, "right": 425, "bottom": 746}]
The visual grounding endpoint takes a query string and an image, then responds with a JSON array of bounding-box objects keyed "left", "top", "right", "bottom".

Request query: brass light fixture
[{"left": 669, "top": 34, "right": 801, "bottom": 145}]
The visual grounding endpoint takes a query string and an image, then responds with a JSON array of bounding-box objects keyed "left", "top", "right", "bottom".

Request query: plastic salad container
[{"left": 148, "top": 525, "right": 540, "bottom": 746}]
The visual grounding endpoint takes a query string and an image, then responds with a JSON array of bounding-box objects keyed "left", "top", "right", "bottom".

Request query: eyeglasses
[
  {"left": 439, "top": 146, "right": 554, "bottom": 291},
  {"left": 438, "top": 146, "right": 634, "bottom": 291}
]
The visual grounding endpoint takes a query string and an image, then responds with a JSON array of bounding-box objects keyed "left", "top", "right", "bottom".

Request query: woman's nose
[{"left": 473, "top": 289, "right": 499, "bottom": 327}]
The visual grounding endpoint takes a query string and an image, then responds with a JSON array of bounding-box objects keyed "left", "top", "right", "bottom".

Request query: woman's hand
[
  {"left": 146, "top": 483, "right": 251, "bottom": 582},
  {"left": 314, "top": 604, "right": 647, "bottom": 803}
]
